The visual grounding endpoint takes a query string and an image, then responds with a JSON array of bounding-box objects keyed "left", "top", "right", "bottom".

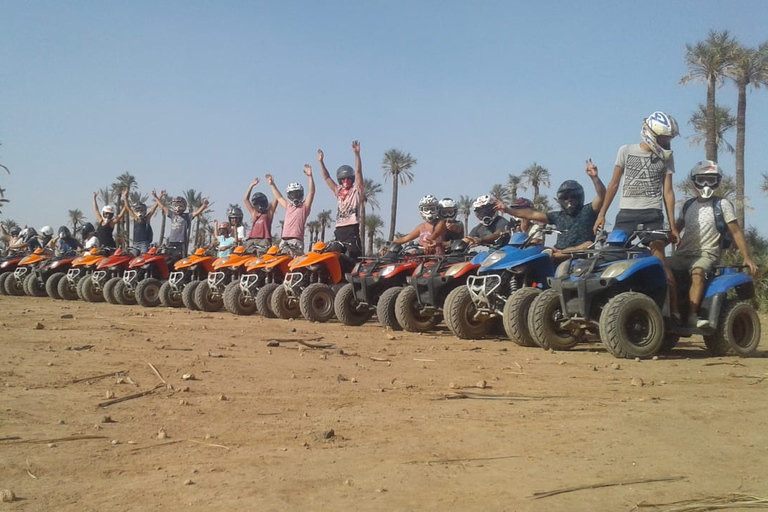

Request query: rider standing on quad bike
[
  {"left": 243, "top": 179, "right": 278, "bottom": 255},
  {"left": 152, "top": 190, "right": 209, "bottom": 259},
  {"left": 212, "top": 220, "right": 235, "bottom": 257},
  {"left": 464, "top": 195, "right": 512, "bottom": 249},
  {"left": 266, "top": 164, "right": 315, "bottom": 257},
  {"left": 123, "top": 188, "right": 158, "bottom": 255},
  {"left": 498, "top": 160, "right": 606, "bottom": 262},
  {"left": 92, "top": 192, "right": 127, "bottom": 250},
  {"left": 668, "top": 160, "right": 757, "bottom": 328},
  {"left": 593, "top": 110, "right": 682, "bottom": 321},
  {"left": 393, "top": 195, "right": 446, "bottom": 254},
  {"left": 318, "top": 140, "right": 365, "bottom": 260}
]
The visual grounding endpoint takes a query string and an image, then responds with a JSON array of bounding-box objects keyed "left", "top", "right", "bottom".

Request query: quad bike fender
[
  {"left": 470, "top": 251, "right": 490, "bottom": 266},
  {"left": 97, "top": 255, "right": 133, "bottom": 269},
  {"left": 19, "top": 249, "right": 49, "bottom": 266},
  {"left": 478, "top": 245, "right": 548, "bottom": 273},
  {"left": 444, "top": 261, "right": 480, "bottom": 279},
  {"left": 290, "top": 252, "right": 343, "bottom": 283},
  {"left": 704, "top": 272, "right": 754, "bottom": 300},
  {"left": 376, "top": 261, "right": 419, "bottom": 279}
]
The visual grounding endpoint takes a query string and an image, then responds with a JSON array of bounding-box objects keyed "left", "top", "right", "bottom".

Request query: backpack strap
[{"left": 681, "top": 197, "right": 697, "bottom": 219}]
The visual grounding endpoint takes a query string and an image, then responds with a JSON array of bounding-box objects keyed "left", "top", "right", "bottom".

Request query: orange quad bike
[
  {"left": 58, "top": 248, "right": 110, "bottom": 301},
  {"left": 0, "top": 250, "right": 28, "bottom": 296},
  {"left": 122, "top": 246, "right": 177, "bottom": 307},
  {"left": 9, "top": 248, "right": 53, "bottom": 297},
  {"left": 193, "top": 246, "right": 257, "bottom": 312},
  {"left": 82, "top": 248, "right": 135, "bottom": 303},
  {"left": 163, "top": 247, "right": 217, "bottom": 309},
  {"left": 234, "top": 246, "right": 293, "bottom": 317},
  {"left": 274, "top": 240, "right": 355, "bottom": 323}
]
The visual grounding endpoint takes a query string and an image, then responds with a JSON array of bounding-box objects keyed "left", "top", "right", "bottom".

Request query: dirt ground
[{"left": 1, "top": 295, "right": 767, "bottom": 512}]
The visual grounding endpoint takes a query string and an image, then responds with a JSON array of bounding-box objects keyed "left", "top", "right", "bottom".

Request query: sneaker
[{"left": 696, "top": 318, "right": 710, "bottom": 329}]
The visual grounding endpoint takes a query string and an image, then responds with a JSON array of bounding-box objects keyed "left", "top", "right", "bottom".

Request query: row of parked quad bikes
[{"left": 0, "top": 225, "right": 761, "bottom": 359}]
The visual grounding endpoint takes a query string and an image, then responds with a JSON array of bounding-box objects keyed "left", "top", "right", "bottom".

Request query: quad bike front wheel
[
  {"left": 334, "top": 283, "right": 373, "bottom": 326},
  {"left": 704, "top": 300, "right": 761, "bottom": 357},
  {"left": 224, "top": 281, "right": 257, "bottom": 315},
  {"left": 25, "top": 274, "right": 47, "bottom": 297},
  {"left": 0, "top": 273, "right": 11, "bottom": 296},
  {"left": 271, "top": 284, "right": 301, "bottom": 319},
  {"left": 256, "top": 283, "right": 279, "bottom": 318},
  {"left": 194, "top": 281, "right": 223, "bottom": 312},
  {"left": 103, "top": 277, "right": 121, "bottom": 304},
  {"left": 159, "top": 281, "right": 184, "bottom": 308},
  {"left": 46, "top": 273, "right": 65, "bottom": 300},
  {"left": 503, "top": 287, "right": 541, "bottom": 347},
  {"left": 599, "top": 292, "right": 664, "bottom": 359},
  {"left": 136, "top": 278, "right": 162, "bottom": 308},
  {"left": 5, "top": 275, "right": 25, "bottom": 296},
  {"left": 395, "top": 285, "right": 438, "bottom": 332},
  {"left": 444, "top": 286, "right": 490, "bottom": 340},
  {"left": 182, "top": 281, "right": 201, "bottom": 310},
  {"left": 114, "top": 279, "right": 137, "bottom": 305},
  {"left": 81, "top": 275, "right": 105, "bottom": 303},
  {"left": 376, "top": 286, "right": 403, "bottom": 331},
  {"left": 300, "top": 283, "right": 336, "bottom": 323},
  {"left": 58, "top": 276, "right": 80, "bottom": 301},
  {"left": 529, "top": 288, "right": 581, "bottom": 350}
]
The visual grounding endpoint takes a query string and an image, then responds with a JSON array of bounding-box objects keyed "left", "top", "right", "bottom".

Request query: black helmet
[
  {"left": 133, "top": 202, "right": 148, "bottom": 219},
  {"left": 58, "top": 226, "right": 71, "bottom": 238},
  {"left": 81, "top": 222, "right": 95, "bottom": 237},
  {"left": 172, "top": 196, "right": 187, "bottom": 214},
  {"left": 336, "top": 165, "right": 355, "bottom": 185},
  {"left": 22, "top": 227, "right": 38, "bottom": 243},
  {"left": 10, "top": 226, "right": 21, "bottom": 237},
  {"left": 250, "top": 192, "right": 269, "bottom": 214},
  {"left": 227, "top": 206, "right": 244, "bottom": 223},
  {"left": 556, "top": 180, "right": 584, "bottom": 216}
]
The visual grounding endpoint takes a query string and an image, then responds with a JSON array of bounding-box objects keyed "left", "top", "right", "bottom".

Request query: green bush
[{"left": 720, "top": 226, "right": 768, "bottom": 311}]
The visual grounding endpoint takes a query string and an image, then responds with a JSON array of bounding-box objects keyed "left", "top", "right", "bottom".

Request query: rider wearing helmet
[
  {"left": 393, "top": 195, "right": 446, "bottom": 255},
  {"left": 226, "top": 206, "right": 246, "bottom": 242},
  {"left": 465, "top": 194, "right": 512, "bottom": 248},
  {"left": 318, "top": 140, "right": 365, "bottom": 260},
  {"left": 80, "top": 222, "right": 99, "bottom": 251},
  {"left": 93, "top": 192, "right": 127, "bottom": 250},
  {"left": 51, "top": 225, "right": 81, "bottom": 256},
  {"left": 667, "top": 160, "right": 756, "bottom": 328},
  {"left": 123, "top": 189, "right": 159, "bottom": 255},
  {"left": 243, "top": 179, "right": 279, "bottom": 255},
  {"left": 593, "top": 111, "right": 681, "bottom": 318},
  {"left": 0, "top": 224, "right": 23, "bottom": 253},
  {"left": 38, "top": 225, "right": 54, "bottom": 252},
  {"left": 500, "top": 160, "right": 605, "bottom": 262},
  {"left": 438, "top": 197, "right": 464, "bottom": 242},
  {"left": 213, "top": 220, "right": 235, "bottom": 258},
  {"left": 266, "top": 164, "right": 316, "bottom": 256},
  {"left": 152, "top": 189, "right": 210, "bottom": 259}
]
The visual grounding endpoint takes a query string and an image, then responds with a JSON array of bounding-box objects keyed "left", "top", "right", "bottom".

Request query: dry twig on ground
[{"left": 531, "top": 475, "right": 685, "bottom": 499}]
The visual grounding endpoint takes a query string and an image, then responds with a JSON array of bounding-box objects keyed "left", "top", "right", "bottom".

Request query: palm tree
[
  {"left": 489, "top": 184, "right": 511, "bottom": 205},
  {"left": 762, "top": 173, "right": 768, "bottom": 195},
  {"left": 112, "top": 172, "right": 137, "bottom": 243},
  {"left": 364, "top": 214, "right": 385, "bottom": 255},
  {"left": 687, "top": 104, "right": 736, "bottom": 154},
  {"left": 1, "top": 218, "right": 18, "bottom": 234},
  {"left": 521, "top": 162, "right": 551, "bottom": 204},
  {"left": 382, "top": 149, "right": 417, "bottom": 240},
  {"left": 681, "top": 29, "right": 739, "bottom": 162},
  {"left": 457, "top": 195, "right": 474, "bottom": 235},
  {"left": 98, "top": 186, "right": 113, "bottom": 208},
  {"left": 68, "top": 209, "right": 85, "bottom": 233},
  {"left": 725, "top": 41, "right": 768, "bottom": 226},
  {"left": 317, "top": 210, "right": 332, "bottom": 242},
  {"left": 534, "top": 194, "right": 552, "bottom": 213},
  {"left": 157, "top": 195, "right": 172, "bottom": 244},
  {"left": 373, "top": 237, "right": 387, "bottom": 254},
  {"left": 360, "top": 178, "right": 383, "bottom": 255},
  {"left": 306, "top": 220, "right": 320, "bottom": 245},
  {"left": 507, "top": 174, "right": 526, "bottom": 202}
]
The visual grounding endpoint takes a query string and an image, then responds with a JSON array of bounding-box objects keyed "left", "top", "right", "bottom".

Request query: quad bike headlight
[
  {"left": 480, "top": 251, "right": 504, "bottom": 269},
  {"left": 445, "top": 261, "right": 472, "bottom": 277},
  {"left": 380, "top": 265, "right": 396, "bottom": 277},
  {"left": 600, "top": 261, "right": 634, "bottom": 279}
]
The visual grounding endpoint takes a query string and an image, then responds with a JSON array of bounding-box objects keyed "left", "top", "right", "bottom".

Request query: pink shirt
[
  {"left": 335, "top": 182, "right": 364, "bottom": 227},
  {"left": 248, "top": 213, "right": 272, "bottom": 240},
  {"left": 282, "top": 203, "right": 311, "bottom": 239},
  {"left": 419, "top": 222, "right": 444, "bottom": 255}
]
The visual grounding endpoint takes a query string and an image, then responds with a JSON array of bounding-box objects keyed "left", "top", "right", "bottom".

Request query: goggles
[{"left": 693, "top": 175, "right": 720, "bottom": 188}]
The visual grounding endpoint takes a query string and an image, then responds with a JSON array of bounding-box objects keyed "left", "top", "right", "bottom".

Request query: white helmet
[
  {"left": 418, "top": 195, "right": 439, "bottom": 221},
  {"left": 689, "top": 160, "right": 722, "bottom": 199},
  {"left": 102, "top": 205, "right": 116, "bottom": 217},
  {"left": 640, "top": 111, "right": 679, "bottom": 161},
  {"left": 438, "top": 198, "right": 457, "bottom": 221},
  {"left": 286, "top": 182, "right": 305, "bottom": 206},
  {"left": 472, "top": 195, "right": 498, "bottom": 226},
  {"left": 40, "top": 225, "right": 53, "bottom": 237}
]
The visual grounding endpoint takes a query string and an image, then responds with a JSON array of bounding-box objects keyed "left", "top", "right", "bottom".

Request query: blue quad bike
[
  {"left": 530, "top": 228, "right": 761, "bottom": 358},
  {"left": 445, "top": 226, "right": 560, "bottom": 342}
]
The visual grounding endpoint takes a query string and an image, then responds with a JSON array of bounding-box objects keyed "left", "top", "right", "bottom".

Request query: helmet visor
[{"left": 694, "top": 175, "right": 719, "bottom": 188}]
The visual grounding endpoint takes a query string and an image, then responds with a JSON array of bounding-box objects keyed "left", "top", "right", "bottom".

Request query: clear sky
[{"left": 2, "top": 0, "right": 767, "bottom": 243}]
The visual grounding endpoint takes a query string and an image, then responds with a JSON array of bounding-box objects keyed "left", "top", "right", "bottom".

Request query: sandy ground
[{"left": 1, "top": 294, "right": 767, "bottom": 512}]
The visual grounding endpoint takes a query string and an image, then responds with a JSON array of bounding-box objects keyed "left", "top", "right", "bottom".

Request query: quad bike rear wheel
[
  {"left": 703, "top": 300, "right": 761, "bottom": 357},
  {"left": 271, "top": 284, "right": 302, "bottom": 319},
  {"left": 256, "top": 283, "right": 279, "bottom": 318},
  {"left": 376, "top": 286, "right": 403, "bottom": 331},
  {"left": 224, "top": 281, "right": 257, "bottom": 315},
  {"left": 395, "top": 285, "right": 438, "bottom": 332},
  {"left": 334, "top": 283, "right": 373, "bottom": 326},
  {"left": 58, "top": 276, "right": 80, "bottom": 301},
  {"left": 444, "top": 286, "right": 490, "bottom": 339},
  {"left": 300, "top": 283, "right": 336, "bottom": 323},
  {"left": 182, "top": 281, "right": 201, "bottom": 310},
  {"left": 503, "top": 287, "right": 541, "bottom": 347},
  {"left": 194, "top": 281, "right": 223, "bottom": 312},
  {"left": 159, "top": 281, "right": 184, "bottom": 308},
  {"left": 136, "top": 278, "right": 162, "bottom": 308},
  {"left": 46, "top": 273, "right": 64, "bottom": 300},
  {"left": 529, "top": 289, "right": 581, "bottom": 350},
  {"left": 599, "top": 292, "right": 664, "bottom": 359}
]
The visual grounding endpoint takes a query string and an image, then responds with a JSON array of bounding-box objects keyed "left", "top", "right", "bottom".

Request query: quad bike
[
  {"left": 535, "top": 228, "right": 761, "bottom": 358},
  {"left": 274, "top": 240, "right": 355, "bottom": 322},
  {"left": 246, "top": 247, "right": 294, "bottom": 318},
  {"left": 7, "top": 248, "right": 53, "bottom": 297},
  {"left": 394, "top": 240, "right": 480, "bottom": 333},
  {"left": 193, "top": 246, "right": 257, "bottom": 312},
  {"left": 0, "top": 250, "right": 28, "bottom": 296},
  {"left": 333, "top": 242, "right": 421, "bottom": 329},
  {"left": 39, "top": 252, "right": 79, "bottom": 299},
  {"left": 82, "top": 248, "right": 135, "bottom": 303},
  {"left": 58, "top": 248, "right": 110, "bottom": 301},
  {"left": 161, "top": 247, "right": 216, "bottom": 309},
  {"left": 223, "top": 246, "right": 282, "bottom": 316},
  {"left": 445, "top": 226, "right": 558, "bottom": 341},
  {"left": 121, "top": 246, "right": 177, "bottom": 307}
]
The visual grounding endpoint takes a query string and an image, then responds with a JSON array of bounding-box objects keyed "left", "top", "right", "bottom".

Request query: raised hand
[
  {"left": 265, "top": 174, "right": 274, "bottom": 186},
  {"left": 251, "top": 178, "right": 260, "bottom": 187},
  {"left": 586, "top": 158, "right": 598, "bottom": 178},
  {"left": 351, "top": 140, "right": 360, "bottom": 154},
  {"left": 317, "top": 149, "right": 324, "bottom": 162},
  {"left": 202, "top": 197, "right": 210, "bottom": 208},
  {"left": 93, "top": 191, "right": 98, "bottom": 198},
  {"left": 304, "top": 164, "right": 312, "bottom": 176}
]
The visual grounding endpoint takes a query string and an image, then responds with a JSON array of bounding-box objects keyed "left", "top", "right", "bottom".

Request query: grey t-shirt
[
  {"left": 615, "top": 144, "right": 674, "bottom": 211},
  {"left": 167, "top": 212, "right": 191, "bottom": 244},
  {"left": 678, "top": 197, "right": 736, "bottom": 255}
]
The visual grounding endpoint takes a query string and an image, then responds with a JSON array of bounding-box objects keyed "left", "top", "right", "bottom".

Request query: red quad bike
[
  {"left": 193, "top": 246, "right": 257, "bottom": 312},
  {"left": 58, "top": 248, "right": 109, "bottom": 301},
  {"left": 274, "top": 240, "right": 355, "bottom": 323},
  {"left": 333, "top": 242, "right": 422, "bottom": 330},
  {"left": 37, "top": 251, "right": 80, "bottom": 299},
  {"left": 8, "top": 248, "right": 53, "bottom": 297},
  {"left": 121, "top": 246, "right": 176, "bottom": 307},
  {"left": 163, "top": 247, "right": 217, "bottom": 309},
  {"left": 394, "top": 240, "right": 481, "bottom": 333},
  {"left": 81, "top": 248, "right": 135, "bottom": 304},
  {"left": 0, "top": 250, "right": 29, "bottom": 296},
  {"left": 247, "top": 247, "right": 294, "bottom": 318}
]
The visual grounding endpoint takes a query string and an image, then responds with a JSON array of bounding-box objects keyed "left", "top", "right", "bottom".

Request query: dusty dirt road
[{"left": 1, "top": 294, "right": 767, "bottom": 511}]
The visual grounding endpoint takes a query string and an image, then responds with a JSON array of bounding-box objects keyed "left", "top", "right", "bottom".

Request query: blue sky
[{"left": 2, "top": 0, "right": 767, "bottom": 243}]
